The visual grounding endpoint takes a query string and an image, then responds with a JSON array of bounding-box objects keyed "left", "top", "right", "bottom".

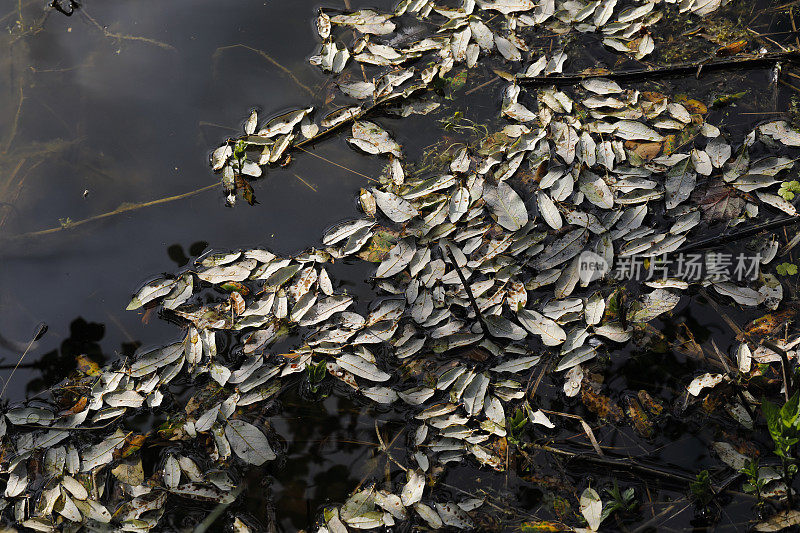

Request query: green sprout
[
  {"left": 506, "top": 408, "right": 528, "bottom": 445},
  {"left": 306, "top": 360, "right": 328, "bottom": 394},
  {"left": 690, "top": 470, "right": 714, "bottom": 509},
  {"left": 776, "top": 262, "right": 798, "bottom": 276},
  {"left": 778, "top": 180, "right": 800, "bottom": 201},
  {"left": 740, "top": 458, "right": 767, "bottom": 507},
  {"left": 601, "top": 481, "right": 636, "bottom": 522},
  {"left": 762, "top": 392, "right": 800, "bottom": 507}
]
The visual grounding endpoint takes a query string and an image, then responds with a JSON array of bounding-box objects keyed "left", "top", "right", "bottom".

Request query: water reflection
[{"left": 167, "top": 241, "right": 209, "bottom": 267}]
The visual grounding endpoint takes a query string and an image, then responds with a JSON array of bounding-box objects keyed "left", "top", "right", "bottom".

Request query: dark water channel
[{"left": 1, "top": 0, "right": 799, "bottom": 531}]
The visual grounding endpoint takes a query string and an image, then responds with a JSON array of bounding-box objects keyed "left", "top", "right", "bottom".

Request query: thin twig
[
  {"left": 464, "top": 76, "right": 500, "bottom": 96},
  {"left": 293, "top": 173, "right": 317, "bottom": 192},
  {"left": 0, "top": 323, "right": 46, "bottom": 398},
  {"left": 0, "top": 158, "right": 27, "bottom": 231},
  {"left": 295, "top": 146, "right": 379, "bottom": 182},
  {"left": 353, "top": 427, "right": 406, "bottom": 492},
  {"left": 677, "top": 215, "right": 800, "bottom": 253},
  {"left": 779, "top": 78, "right": 800, "bottom": 95},
  {"left": 81, "top": 9, "right": 176, "bottom": 51},
  {"left": 518, "top": 52, "right": 800, "bottom": 85},
  {"left": 631, "top": 503, "right": 686, "bottom": 533},
  {"left": 4, "top": 82, "right": 24, "bottom": 153},
  {"left": 529, "top": 442, "right": 695, "bottom": 484},
  {"left": 213, "top": 44, "right": 315, "bottom": 98},
  {"left": 2, "top": 183, "right": 219, "bottom": 240},
  {"left": 539, "top": 409, "right": 604, "bottom": 456},
  {"left": 791, "top": 8, "right": 800, "bottom": 50},
  {"left": 445, "top": 247, "right": 490, "bottom": 336},
  {"left": 193, "top": 484, "right": 245, "bottom": 533}
]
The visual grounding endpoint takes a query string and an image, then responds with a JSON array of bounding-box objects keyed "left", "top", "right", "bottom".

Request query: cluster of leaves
[
  {"left": 8, "top": 0, "right": 800, "bottom": 531},
  {"left": 763, "top": 393, "right": 800, "bottom": 493}
]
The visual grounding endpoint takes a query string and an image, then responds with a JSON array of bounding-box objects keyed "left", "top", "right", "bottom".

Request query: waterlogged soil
[{"left": 2, "top": 0, "right": 800, "bottom": 531}]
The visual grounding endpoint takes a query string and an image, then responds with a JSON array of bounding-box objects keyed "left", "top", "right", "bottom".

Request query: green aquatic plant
[
  {"left": 778, "top": 180, "right": 800, "bottom": 201},
  {"left": 741, "top": 458, "right": 767, "bottom": 508},
  {"left": 762, "top": 392, "right": 800, "bottom": 507},
  {"left": 776, "top": 262, "right": 798, "bottom": 276},
  {"left": 690, "top": 470, "right": 714, "bottom": 509},
  {"left": 306, "top": 359, "right": 328, "bottom": 395},
  {"left": 506, "top": 408, "right": 528, "bottom": 446},
  {"left": 601, "top": 481, "right": 636, "bottom": 522}
]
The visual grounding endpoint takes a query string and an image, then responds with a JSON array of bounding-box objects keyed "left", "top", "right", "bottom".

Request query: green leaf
[
  {"left": 763, "top": 398, "right": 780, "bottom": 428},
  {"left": 780, "top": 392, "right": 800, "bottom": 428},
  {"left": 779, "top": 180, "right": 800, "bottom": 201},
  {"left": 777, "top": 262, "right": 797, "bottom": 276}
]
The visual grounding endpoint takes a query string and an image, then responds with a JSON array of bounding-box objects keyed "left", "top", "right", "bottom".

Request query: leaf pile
[{"left": 8, "top": 0, "right": 800, "bottom": 531}]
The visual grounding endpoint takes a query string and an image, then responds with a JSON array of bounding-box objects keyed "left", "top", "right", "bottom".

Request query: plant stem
[
  {"left": 783, "top": 459, "right": 794, "bottom": 509},
  {"left": 518, "top": 52, "right": 800, "bottom": 85},
  {"left": 445, "top": 247, "right": 490, "bottom": 336}
]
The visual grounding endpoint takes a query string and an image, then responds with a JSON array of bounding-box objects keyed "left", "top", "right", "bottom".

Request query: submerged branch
[
  {"left": 518, "top": 51, "right": 800, "bottom": 85},
  {"left": 81, "top": 9, "right": 176, "bottom": 51},
  {"left": 193, "top": 484, "right": 245, "bottom": 533},
  {"left": 3, "top": 82, "right": 24, "bottom": 153},
  {"left": 677, "top": 215, "right": 800, "bottom": 253},
  {"left": 529, "top": 442, "right": 759, "bottom": 501},
  {"left": 445, "top": 247, "right": 491, "bottom": 337},
  {"left": 212, "top": 44, "right": 316, "bottom": 98},
  {"left": 2, "top": 183, "right": 219, "bottom": 241}
]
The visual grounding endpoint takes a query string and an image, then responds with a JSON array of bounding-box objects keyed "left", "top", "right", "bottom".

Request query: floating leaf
[
  {"left": 225, "top": 420, "right": 276, "bottom": 465},
  {"left": 580, "top": 488, "right": 603, "bottom": 531},
  {"left": 483, "top": 182, "right": 528, "bottom": 231}
]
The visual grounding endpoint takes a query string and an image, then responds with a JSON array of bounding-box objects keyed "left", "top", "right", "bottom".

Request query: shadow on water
[{"left": 2, "top": 0, "right": 800, "bottom": 530}]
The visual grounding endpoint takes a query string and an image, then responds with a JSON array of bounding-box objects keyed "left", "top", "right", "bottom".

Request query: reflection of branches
[
  {"left": 80, "top": 8, "right": 176, "bottom": 51},
  {"left": 0, "top": 140, "right": 79, "bottom": 232},
  {"left": 212, "top": 44, "right": 316, "bottom": 99},
  {"left": 3, "top": 82, "right": 24, "bottom": 152},
  {"left": 352, "top": 424, "right": 406, "bottom": 492}
]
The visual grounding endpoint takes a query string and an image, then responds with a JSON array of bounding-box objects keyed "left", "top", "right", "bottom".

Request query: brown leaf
[
  {"left": 742, "top": 307, "right": 798, "bottom": 342},
  {"left": 76, "top": 355, "right": 101, "bottom": 376},
  {"left": 68, "top": 397, "right": 88, "bottom": 414},
  {"left": 219, "top": 281, "right": 250, "bottom": 295},
  {"left": 624, "top": 140, "right": 662, "bottom": 161},
  {"left": 519, "top": 521, "right": 570, "bottom": 532},
  {"left": 715, "top": 40, "right": 747, "bottom": 57},
  {"left": 638, "top": 390, "right": 664, "bottom": 416},
  {"left": 581, "top": 384, "right": 624, "bottom": 423},
  {"left": 356, "top": 227, "right": 401, "bottom": 262},
  {"left": 230, "top": 292, "right": 246, "bottom": 315},
  {"left": 696, "top": 181, "right": 744, "bottom": 222},
  {"left": 677, "top": 97, "right": 708, "bottom": 115},
  {"left": 115, "top": 434, "right": 148, "bottom": 460},
  {"left": 641, "top": 91, "right": 667, "bottom": 102},
  {"left": 625, "top": 397, "right": 654, "bottom": 438}
]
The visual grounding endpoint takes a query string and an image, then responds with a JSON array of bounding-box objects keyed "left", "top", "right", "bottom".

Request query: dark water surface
[
  {"left": 1, "top": 0, "right": 799, "bottom": 530},
  {"left": 0, "top": 0, "right": 400, "bottom": 397}
]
